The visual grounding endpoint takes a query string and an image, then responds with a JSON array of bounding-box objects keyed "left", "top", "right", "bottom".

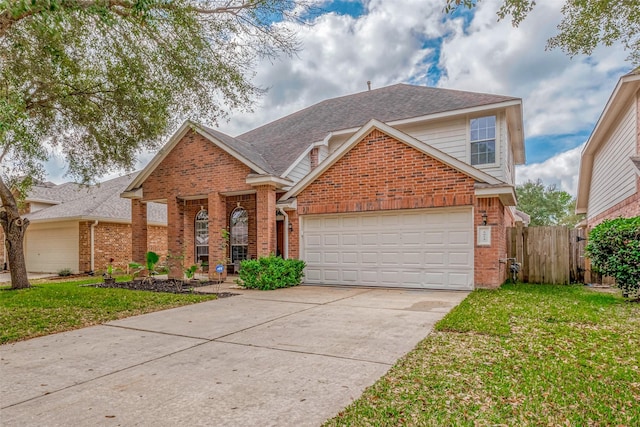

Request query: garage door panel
[
  {"left": 26, "top": 223, "right": 79, "bottom": 273},
  {"left": 449, "top": 252, "right": 471, "bottom": 266},
  {"left": 342, "top": 234, "right": 358, "bottom": 245},
  {"left": 424, "top": 232, "right": 444, "bottom": 245},
  {"left": 302, "top": 208, "right": 473, "bottom": 290},
  {"left": 449, "top": 231, "right": 472, "bottom": 245}
]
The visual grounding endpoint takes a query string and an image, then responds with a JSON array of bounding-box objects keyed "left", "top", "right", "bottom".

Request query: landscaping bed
[{"left": 93, "top": 278, "right": 238, "bottom": 298}]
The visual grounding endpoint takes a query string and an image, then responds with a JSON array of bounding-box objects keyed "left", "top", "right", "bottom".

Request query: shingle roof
[
  {"left": 238, "top": 83, "right": 518, "bottom": 175},
  {"left": 198, "top": 124, "right": 276, "bottom": 175},
  {"left": 26, "top": 173, "right": 167, "bottom": 224}
]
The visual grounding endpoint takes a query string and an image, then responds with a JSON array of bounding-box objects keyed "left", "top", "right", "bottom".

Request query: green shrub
[
  {"left": 586, "top": 216, "right": 640, "bottom": 298},
  {"left": 236, "top": 255, "right": 305, "bottom": 290},
  {"left": 57, "top": 268, "right": 73, "bottom": 277}
]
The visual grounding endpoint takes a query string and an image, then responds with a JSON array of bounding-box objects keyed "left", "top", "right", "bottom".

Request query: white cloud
[
  {"left": 42, "top": 0, "right": 631, "bottom": 186},
  {"left": 516, "top": 144, "right": 584, "bottom": 196},
  {"left": 437, "top": 0, "right": 628, "bottom": 139}
]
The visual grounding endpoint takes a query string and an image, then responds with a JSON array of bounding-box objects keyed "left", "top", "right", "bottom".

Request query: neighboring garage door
[
  {"left": 25, "top": 222, "right": 79, "bottom": 273},
  {"left": 301, "top": 207, "right": 474, "bottom": 290}
]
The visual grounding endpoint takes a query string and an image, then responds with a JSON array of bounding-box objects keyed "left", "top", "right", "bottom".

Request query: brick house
[
  {"left": 576, "top": 70, "right": 640, "bottom": 283},
  {"left": 2, "top": 173, "right": 167, "bottom": 274},
  {"left": 122, "top": 84, "right": 525, "bottom": 289}
]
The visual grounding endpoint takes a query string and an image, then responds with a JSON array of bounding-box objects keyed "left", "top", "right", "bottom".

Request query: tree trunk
[{"left": 0, "top": 177, "right": 31, "bottom": 289}]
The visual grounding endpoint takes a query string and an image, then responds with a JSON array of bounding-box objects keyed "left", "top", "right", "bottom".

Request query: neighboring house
[
  {"left": 576, "top": 70, "right": 640, "bottom": 284},
  {"left": 1, "top": 173, "right": 167, "bottom": 274},
  {"left": 576, "top": 70, "right": 640, "bottom": 227},
  {"left": 122, "top": 83, "right": 525, "bottom": 289}
]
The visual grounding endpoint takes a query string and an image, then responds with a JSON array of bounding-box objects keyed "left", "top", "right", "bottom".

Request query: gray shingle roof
[
  {"left": 26, "top": 173, "right": 167, "bottom": 224},
  {"left": 237, "top": 83, "right": 518, "bottom": 175},
  {"left": 198, "top": 124, "right": 277, "bottom": 175}
]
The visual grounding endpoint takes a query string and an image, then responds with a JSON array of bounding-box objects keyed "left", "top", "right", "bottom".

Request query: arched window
[
  {"left": 195, "top": 209, "right": 209, "bottom": 264},
  {"left": 230, "top": 207, "right": 248, "bottom": 264}
]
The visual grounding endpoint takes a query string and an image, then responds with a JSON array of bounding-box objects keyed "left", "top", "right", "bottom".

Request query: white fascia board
[
  {"left": 24, "top": 198, "right": 60, "bottom": 205},
  {"left": 387, "top": 100, "right": 522, "bottom": 127},
  {"left": 475, "top": 186, "right": 517, "bottom": 206},
  {"left": 246, "top": 175, "right": 293, "bottom": 188},
  {"left": 282, "top": 119, "right": 502, "bottom": 200},
  {"left": 276, "top": 198, "right": 297, "bottom": 210},
  {"left": 120, "top": 187, "right": 143, "bottom": 200}
]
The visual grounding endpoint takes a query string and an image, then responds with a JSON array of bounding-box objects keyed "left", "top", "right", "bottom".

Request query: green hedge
[
  {"left": 236, "top": 255, "right": 306, "bottom": 290},
  {"left": 586, "top": 216, "right": 640, "bottom": 298}
]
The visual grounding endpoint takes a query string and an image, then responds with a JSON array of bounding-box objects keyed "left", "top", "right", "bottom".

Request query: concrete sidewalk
[{"left": 1, "top": 285, "right": 468, "bottom": 426}]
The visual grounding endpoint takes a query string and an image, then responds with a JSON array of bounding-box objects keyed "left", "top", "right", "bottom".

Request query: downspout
[
  {"left": 277, "top": 208, "right": 289, "bottom": 259},
  {"left": 90, "top": 220, "right": 98, "bottom": 273}
]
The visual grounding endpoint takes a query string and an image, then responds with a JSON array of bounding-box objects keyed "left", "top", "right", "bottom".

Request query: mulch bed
[{"left": 93, "top": 278, "right": 239, "bottom": 298}]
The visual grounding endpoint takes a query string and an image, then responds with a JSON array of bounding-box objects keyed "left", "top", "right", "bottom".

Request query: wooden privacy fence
[{"left": 507, "top": 225, "right": 586, "bottom": 285}]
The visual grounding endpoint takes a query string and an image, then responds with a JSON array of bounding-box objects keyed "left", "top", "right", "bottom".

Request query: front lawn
[
  {"left": 326, "top": 284, "right": 640, "bottom": 426},
  {"left": 0, "top": 277, "right": 216, "bottom": 344}
]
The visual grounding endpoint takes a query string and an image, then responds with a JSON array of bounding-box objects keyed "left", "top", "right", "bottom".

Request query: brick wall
[
  {"left": 78, "top": 221, "right": 167, "bottom": 274},
  {"left": 474, "top": 197, "right": 509, "bottom": 288},
  {"left": 142, "top": 130, "right": 253, "bottom": 200},
  {"left": 297, "top": 129, "right": 475, "bottom": 214}
]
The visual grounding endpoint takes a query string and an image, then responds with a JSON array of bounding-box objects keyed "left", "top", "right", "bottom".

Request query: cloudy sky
[{"left": 46, "top": 0, "right": 632, "bottom": 195}]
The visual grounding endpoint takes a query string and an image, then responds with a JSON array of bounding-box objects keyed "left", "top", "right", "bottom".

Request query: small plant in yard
[
  {"left": 236, "top": 255, "right": 305, "bottom": 290},
  {"left": 128, "top": 251, "right": 164, "bottom": 282},
  {"left": 586, "top": 216, "right": 640, "bottom": 299},
  {"left": 184, "top": 264, "right": 199, "bottom": 280},
  {"left": 57, "top": 268, "right": 72, "bottom": 277}
]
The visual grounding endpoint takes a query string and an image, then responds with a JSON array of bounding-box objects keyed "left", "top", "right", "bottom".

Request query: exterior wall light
[{"left": 481, "top": 211, "right": 488, "bottom": 226}]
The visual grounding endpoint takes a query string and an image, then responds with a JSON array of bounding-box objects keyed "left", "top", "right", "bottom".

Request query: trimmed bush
[
  {"left": 236, "top": 255, "right": 305, "bottom": 290},
  {"left": 586, "top": 216, "right": 640, "bottom": 298}
]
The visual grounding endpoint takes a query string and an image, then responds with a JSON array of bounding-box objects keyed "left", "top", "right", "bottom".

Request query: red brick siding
[
  {"left": 287, "top": 210, "right": 300, "bottom": 259},
  {"left": 297, "top": 129, "right": 475, "bottom": 215},
  {"left": 142, "top": 130, "right": 253, "bottom": 201},
  {"left": 256, "top": 185, "right": 276, "bottom": 256},
  {"left": 586, "top": 177, "right": 640, "bottom": 229},
  {"left": 78, "top": 221, "right": 167, "bottom": 274},
  {"left": 474, "top": 198, "right": 509, "bottom": 288}
]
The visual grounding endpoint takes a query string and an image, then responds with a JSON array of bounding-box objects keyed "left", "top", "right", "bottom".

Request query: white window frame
[{"left": 469, "top": 115, "right": 497, "bottom": 166}]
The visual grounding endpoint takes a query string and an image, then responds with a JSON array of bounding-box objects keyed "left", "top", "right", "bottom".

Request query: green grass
[
  {"left": 325, "top": 284, "right": 640, "bottom": 426},
  {"left": 0, "top": 276, "right": 216, "bottom": 344}
]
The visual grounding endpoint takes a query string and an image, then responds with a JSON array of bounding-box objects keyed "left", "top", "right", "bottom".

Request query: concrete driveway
[{"left": 1, "top": 285, "right": 468, "bottom": 426}]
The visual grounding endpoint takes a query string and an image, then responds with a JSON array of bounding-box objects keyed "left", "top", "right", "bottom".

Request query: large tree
[
  {"left": 445, "top": 0, "right": 640, "bottom": 65},
  {"left": 0, "top": 0, "right": 308, "bottom": 289},
  {"left": 516, "top": 179, "right": 583, "bottom": 227}
]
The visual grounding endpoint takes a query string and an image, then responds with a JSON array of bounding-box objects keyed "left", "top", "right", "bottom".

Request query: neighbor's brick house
[
  {"left": 1, "top": 174, "right": 167, "bottom": 274},
  {"left": 123, "top": 84, "right": 525, "bottom": 289},
  {"left": 576, "top": 70, "right": 640, "bottom": 283}
]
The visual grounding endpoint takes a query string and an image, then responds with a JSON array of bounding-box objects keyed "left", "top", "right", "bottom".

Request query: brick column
[
  {"left": 256, "top": 185, "right": 277, "bottom": 257},
  {"left": 208, "top": 193, "right": 227, "bottom": 280},
  {"left": 167, "top": 195, "right": 184, "bottom": 279},
  {"left": 131, "top": 199, "right": 148, "bottom": 264}
]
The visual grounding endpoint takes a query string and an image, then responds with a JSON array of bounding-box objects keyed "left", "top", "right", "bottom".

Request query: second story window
[{"left": 470, "top": 116, "right": 496, "bottom": 165}]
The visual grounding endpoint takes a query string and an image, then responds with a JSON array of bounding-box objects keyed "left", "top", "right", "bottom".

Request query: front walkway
[{"left": 1, "top": 285, "right": 468, "bottom": 426}]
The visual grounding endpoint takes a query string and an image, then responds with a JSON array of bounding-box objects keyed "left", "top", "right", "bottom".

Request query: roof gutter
[{"left": 90, "top": 220, "right": 98, "bottom": 273}]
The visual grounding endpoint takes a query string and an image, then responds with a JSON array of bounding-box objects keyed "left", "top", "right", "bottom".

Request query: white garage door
[
  {"left": 25, "top": 222, "right": 79, "bottom": 273},
  {"left": 301, "top": 207, "right": 474, "bottom": 290}
]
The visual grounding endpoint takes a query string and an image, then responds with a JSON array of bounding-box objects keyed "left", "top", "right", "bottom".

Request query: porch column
[
  {"left": 256, "top": 185, "right": 277, "bottom": 257},
  {"left": 208, "top": 193, "right": 227, "bottom": 280},
  {"left": 131, "top": 199, "right": 148, "bottom": 264},
  {"left": 167, "top": 194, "right": 185, "bottom": 279}
]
